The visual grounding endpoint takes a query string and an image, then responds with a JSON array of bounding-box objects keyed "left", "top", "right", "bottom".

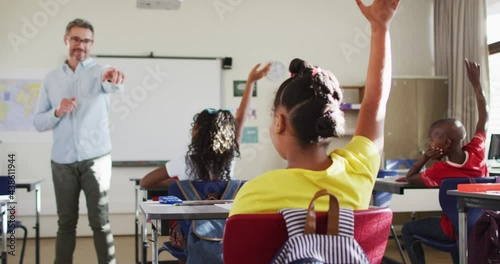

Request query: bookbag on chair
[
  {"left": 177, "top": 180, "right": 243, "bottom": 264},
  {"left": 468, "top": 209, "right": 500, "bottom": 264},
  {"left": 272, "top": 189, "right": 369, "bottom": 264}
]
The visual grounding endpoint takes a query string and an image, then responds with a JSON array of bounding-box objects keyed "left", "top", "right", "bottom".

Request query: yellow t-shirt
[{"left": 229, "top": 136, "right": 380, "bottom": 216}]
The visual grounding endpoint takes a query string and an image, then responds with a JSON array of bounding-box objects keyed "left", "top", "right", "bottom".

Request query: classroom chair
[
  {"left": 158, "top": 180, "right": 246, "bottom": 262},
  {"left": 0, "top": 176, "right": 28, "bottom": 264},
  {"left": 0, "top": 220, "right": 27, "bottom": 264},
  {"left": 411, "top": 177, "right": 496, "bottom": 264},
  {"left": 372, "top": 159, "right": 417, "bottom": 264},
  {"left": 223, "top": 207, "right": 393, "bottom": 264}
]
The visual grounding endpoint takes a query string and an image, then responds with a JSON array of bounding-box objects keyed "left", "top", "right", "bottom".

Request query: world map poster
[{"left": 0, "top": 79, "right": 42, "bottom": 131}]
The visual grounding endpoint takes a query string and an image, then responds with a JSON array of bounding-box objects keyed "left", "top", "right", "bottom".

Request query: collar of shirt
[{"left": 62, "top": 57, "right": 95, "bottom": 73}]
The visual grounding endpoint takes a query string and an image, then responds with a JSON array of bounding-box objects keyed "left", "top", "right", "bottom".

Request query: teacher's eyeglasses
[{"left": 67, "top": 36, "right": 94, "bottom": 46}]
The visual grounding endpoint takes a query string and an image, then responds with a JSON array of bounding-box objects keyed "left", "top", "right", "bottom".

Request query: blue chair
[
  {"left": 158, "top": 180, "right": 245, "bottom": 261},
  {"left": 0, "top": 176, "right": 28, "bottom": 264},
  {"left": 0, "top": 220, "right": 27, "bottom": 264},
  {"left": 411, "top": 177, "right": 496, "bottom": 263},
  {"left": 385, "top": 159, "right": 418, "bottom": 171}
]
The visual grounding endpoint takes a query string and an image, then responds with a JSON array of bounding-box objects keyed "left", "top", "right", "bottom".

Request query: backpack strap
[
  {"left": 278, "top": 208, "right": 355, "bottom": 239},
  {"left": 177, "top": 180, "right": 202, "bottom": 201},
  {"left": 220, "top": 180, "right": 243, "bottom": 200}
]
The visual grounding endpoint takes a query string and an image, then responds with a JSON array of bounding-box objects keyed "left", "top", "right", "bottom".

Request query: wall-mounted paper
[
  {"left": 233, "top": 80, "right": 257, "bottom": 97},
  {"left": 242, "top": 126, "right": 258, "bottom": 144},
  {"left": 0, "top": 79, "right": 42, "bottom": 131}
]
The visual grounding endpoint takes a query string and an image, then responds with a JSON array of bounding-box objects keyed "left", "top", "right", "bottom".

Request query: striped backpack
[{"left": 272, "top": 190, "right": 369, "bottom": 264}]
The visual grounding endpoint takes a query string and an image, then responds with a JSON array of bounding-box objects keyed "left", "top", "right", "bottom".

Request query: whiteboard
[{"left": 95, "top": 57, "right": 223, "bottom": 162}]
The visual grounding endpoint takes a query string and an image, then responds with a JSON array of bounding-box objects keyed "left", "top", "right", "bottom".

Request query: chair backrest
[
  {"left": 439, "top": 177, "right": 496, "bottom": 236},
  {"left": 0, "top": 176, "right": 9, "bottom": 196},
  {"left": 168, "top": 180, "right": 246, "bottom": 200},
  {"left": 168, "top": 180, "right": 246, "bottom": 235},
  {"left": 385, "top": 159, "right": 417, "bottom": 170},
  {"left": 373, "top": 170, "right": 398, "bottom": 207},
  {"left": 223, "top": 207, "right": 393, "bottom": 264}
]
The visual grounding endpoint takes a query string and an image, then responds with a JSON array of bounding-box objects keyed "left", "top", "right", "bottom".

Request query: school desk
[
  {"left": 490, "top": 167, "right": 500, "bottom": 176},
  {"left": 130, "top": 177, "right": 169, "bottom": 264},
  {"left": 373, "top": 177, "right": 440, "bottom": 264},
  {"left": 374, "top": 177, "right": 427, "bottom": 194},
  {"left": 139, "top": 201, "right": 230, "bottom": 264},
  {"left": 15, "top": 179, "right": 43, "bottom": 264},
  {"left": 447, "top": 190, "right": 500, "bottom": 264}
]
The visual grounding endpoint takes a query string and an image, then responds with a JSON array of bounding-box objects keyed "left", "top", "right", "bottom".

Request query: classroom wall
[{"left": 0, "top": 0, "right": 435, "bottom": 237}]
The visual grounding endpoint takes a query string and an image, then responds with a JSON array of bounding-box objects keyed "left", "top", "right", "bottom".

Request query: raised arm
[
  {"left": 354, "top": 0, "right": 400, "bottom": 151},
  {"left": 465, "top": 59, "right": 488, "bottom": 134},
  {"left": 235, "top": 62, "right": 272, "bottom": 143}
]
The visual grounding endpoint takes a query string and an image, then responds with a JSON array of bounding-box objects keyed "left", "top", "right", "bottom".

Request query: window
[{"left": 487, "top": 0, "right": 500, "bottom": 157}]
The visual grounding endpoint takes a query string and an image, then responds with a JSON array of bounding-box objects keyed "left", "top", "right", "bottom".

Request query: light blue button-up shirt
[{"left": 34, "top": 58, "right": 123, "bottom": 164}]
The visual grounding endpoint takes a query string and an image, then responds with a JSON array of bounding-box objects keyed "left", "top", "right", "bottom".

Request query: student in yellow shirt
[{"left": 230, "top": 0, "right": 400, "bottom": 216}]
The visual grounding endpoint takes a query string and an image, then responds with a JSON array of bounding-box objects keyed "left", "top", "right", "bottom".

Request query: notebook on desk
[{"left": 458, "top": 183, "right": 500, "bottom": 192}]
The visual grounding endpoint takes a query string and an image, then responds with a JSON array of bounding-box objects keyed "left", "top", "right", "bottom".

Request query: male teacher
[{"left": 33, "top": 18, "right": 124, "bottom": 264}]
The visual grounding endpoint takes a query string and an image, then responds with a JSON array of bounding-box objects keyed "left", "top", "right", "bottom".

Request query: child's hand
[
  {"left": 395, "top": 176, "right": 407, "bottom": 182},
  {"left": 248, "top": 62, "right": 272, "bottom": 83},
  {"left": 465, "top": 59, "right": 481, "bottom": 88},
  {"left": 356, "top": 0, "right": 400, "bottom": 28},
  {"left": 425, "top": 145, "right": 444, "bottom": 160}
]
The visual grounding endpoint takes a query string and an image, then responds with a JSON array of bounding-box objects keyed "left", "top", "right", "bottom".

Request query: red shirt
[{"left": 419, "top": 132, "right": 489, "bottom": 238}]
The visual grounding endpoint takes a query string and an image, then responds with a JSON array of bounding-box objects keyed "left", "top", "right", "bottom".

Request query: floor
[{"left": 3, "top": 235, "right": 454, "bottom": 264}]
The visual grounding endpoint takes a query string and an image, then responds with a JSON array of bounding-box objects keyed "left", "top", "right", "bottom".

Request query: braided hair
[
  {"left": 185, "top": 109, "right": 240, "bottom": 181},
  {"left": 273, "top": 58, "right": 345, "bottom": 148}
]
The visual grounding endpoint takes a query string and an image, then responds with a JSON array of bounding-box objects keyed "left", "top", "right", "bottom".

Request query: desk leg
[
  {"left": 1, "top": 203, "right": 7, "bottom": 264},
  {"left": 458, "top": 200, "right": 467, "bottom": 264},
  {"left": 135, "top": 186, "right": 139, "bottom": 264},
  {"left": 141, "top": 212, "right": 148, "bottom": 264},
  {"left": 152, "top": 220, "right": 159, "bottom": 264},
  {"left": 35, "top": 184, "right": 41, "bottom": 264}
]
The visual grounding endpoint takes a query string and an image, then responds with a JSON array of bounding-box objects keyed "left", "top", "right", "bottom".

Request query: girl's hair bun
[{"left": 289, "top": 58, "right": 310, "bottom": 76}]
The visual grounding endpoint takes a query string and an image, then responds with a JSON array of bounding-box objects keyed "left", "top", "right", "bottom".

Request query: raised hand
[
  {"left": 465, "top": 59, "right": 481, "bottom": 88},
  {"left": 55, "top": 97, "right": 77, "bottom": 117},
  {"left": 247, "top": 62, "right": 272, "bottom": 83},
  {"left": 464, "top": 59, "right": 488, "bottom": 134},
  {"left": 102, "top": 67, "right": 125, "bottom": 85},
  {"left": 356, "top": 0, "right": 400, "bottom": 28}
]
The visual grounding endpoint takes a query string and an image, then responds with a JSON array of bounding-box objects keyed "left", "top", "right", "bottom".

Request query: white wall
[{"left": 0, "top": 0, "right": 434, "bottom": 237}]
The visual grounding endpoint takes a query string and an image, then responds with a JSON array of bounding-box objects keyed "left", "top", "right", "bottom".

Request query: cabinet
[
  {"left": 341, "top": 86, "right": 365, "bottom": 136},
  {"left": 384, "top": 77, "right": 448, "bottom": 160}
]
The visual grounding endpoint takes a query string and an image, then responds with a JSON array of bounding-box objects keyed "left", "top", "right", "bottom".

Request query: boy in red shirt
[{"left": 397, "top": 59, "right": 489, "bottom": 264}]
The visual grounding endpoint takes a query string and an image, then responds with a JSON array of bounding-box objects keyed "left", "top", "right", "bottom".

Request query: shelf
[
  {"left": 341, "top": 103, "right": 361, "bottom": 111},
  {"left": 341, "top": 86, "right": 365, "bottom": 103}
]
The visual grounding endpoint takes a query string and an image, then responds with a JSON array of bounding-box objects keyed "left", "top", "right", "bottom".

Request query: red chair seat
[{"left": 223, "top": 207, "right": 393, "bottom": 264}]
